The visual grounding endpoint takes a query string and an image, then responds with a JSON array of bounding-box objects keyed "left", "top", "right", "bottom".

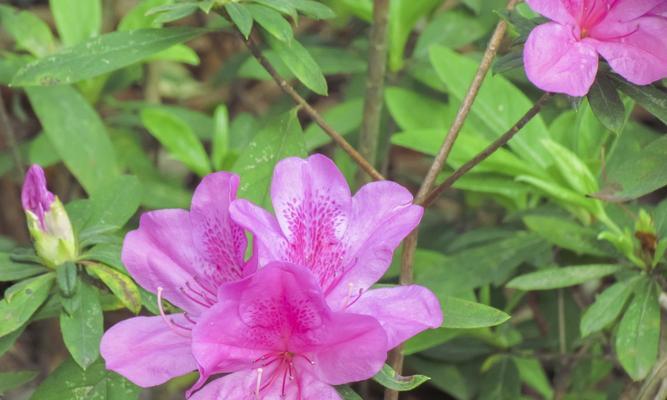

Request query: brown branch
[
  {"left": 0, "top": 91, "right": 24, "bottom": 179},
  {"left": 387, "top": 2, "right": 520, "bottom": 395},
  {"left": 234, "top": 30, "right": 385, "bottom": 181},
  {"left": 356, "top": 0, "right": 390, "bottom": 186},
  {"left": 422, "top": 92, "right": 552, "bottom": 207}
]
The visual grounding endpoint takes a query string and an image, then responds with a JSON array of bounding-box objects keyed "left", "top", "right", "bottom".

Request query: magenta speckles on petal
[
  {"left": 524, "top": 0, "right": 667, "bottom": 96},
  {"left": 21, "top": 164, "right": 55, "bottom": 228}
]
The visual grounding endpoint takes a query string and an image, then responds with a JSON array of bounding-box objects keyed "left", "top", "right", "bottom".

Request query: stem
[
  {"left": 638, "top": 351, "right": 667, "bottom": 400},
  {"left": 234, "top": 30, "right": 384, "bottom": 181},
  {"left": 422, "top": 92, "right": 552, "bottom": 207},
  {"left": 356, "top": 0, "right": 390, "bottom": 186},
  {"left": 386, "top": 4, "right": 520, "bottom": 396},
  {"left": 0, "top": 92, "right": 24, "bottom": 179}
]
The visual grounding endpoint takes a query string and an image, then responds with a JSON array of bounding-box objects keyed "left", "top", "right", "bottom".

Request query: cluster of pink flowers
[
  {"left": 523, "top": 0, "right": 667, "bottom": 96},
  {"left": 99, "top": 155, "right": 443, "bottom": 399}
]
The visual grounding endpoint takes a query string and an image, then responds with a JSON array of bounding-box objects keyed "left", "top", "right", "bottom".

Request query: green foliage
[
  {"left": 507, "top": 264, "right": 622, "bottom": 291},
  {"left": 373, "top": 364, "right": 430, "bottom": 391},
  {"left": 59, "top": 282, "right": 103, "bottom": 369},
  {"left": 0, "top": 273, "right": 54, "bottom": 337}
]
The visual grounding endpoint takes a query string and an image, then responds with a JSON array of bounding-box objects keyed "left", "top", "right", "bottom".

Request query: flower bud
[{"left": 21, "top": 165, "right": 77, "bottom": 268}]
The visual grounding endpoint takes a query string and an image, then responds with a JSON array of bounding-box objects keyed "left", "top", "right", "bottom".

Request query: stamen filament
[{"left": 157, "top": 287, "right": 190, "bottom": 338}]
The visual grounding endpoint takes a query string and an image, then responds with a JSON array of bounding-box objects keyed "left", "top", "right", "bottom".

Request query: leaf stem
[
  {"left": 356, "top": 0, "right": 390, "bottom": 186},
  {"left": 233, "top": 30, "right": 385, "bottom": 181}
]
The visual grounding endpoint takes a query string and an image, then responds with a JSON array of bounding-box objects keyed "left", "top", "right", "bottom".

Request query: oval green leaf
[{"left": 507, "top": 264, "right": 622, "bottom": 291}]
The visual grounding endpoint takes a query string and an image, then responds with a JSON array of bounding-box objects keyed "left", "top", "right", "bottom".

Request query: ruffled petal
[
  {"left": 311, "top": 312, "right": 387, "bottom": 385},
  {"left": 604, "top": 0, "right": 665, "bottom": 22},
  {"left": 592, "top": 16, "right": 667, "bottom": 85},
  {"left": 326, "top": 181, "right": 422, "bottom": 308},
  {"left": 346, "top": 286, "right": 443, "bottom": 350},
  {"left": 525, "top": 0, "right": 580, "bottom": 25},
  {"left": 229, "top": 199, "right": 288, "bottom": 267},
  {"left": 524, "top": 22, "right": 599, "bottom": 96},
  {"left": 100, "top": 315, "right": 196, "bottom": 387},
  {"left": 191, "top": 172, "right": 253, "bottom": 287},
  {"left": 189, "top": 371, "right": 257, "bottom": 400},
  {"left": 121, "top": 210, "right": 203, "bottom": 312}
]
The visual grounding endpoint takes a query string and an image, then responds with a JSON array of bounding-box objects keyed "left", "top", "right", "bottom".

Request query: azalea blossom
[
  {"left": 190, "top": 262, "right": 389, "bottom": 400},
  {"left": 100, "top": 172, "right": 255, "bottom": 387},
  {"left": 21, "top": 164, "right": 76, "bottom": 268},
  {"left": 230, "top": 154, "right": 443, "bottom": 350},
  {"left": 523, "top": 0, "right": 667, "bottom": 96}
]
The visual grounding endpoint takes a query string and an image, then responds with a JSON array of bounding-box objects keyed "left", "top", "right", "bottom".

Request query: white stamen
[
  {"left": 255, "top": 368, "right": 264, "bottom": 399},
  {"left": 157, "top": 287, "right": 190, "bottom": 338}
]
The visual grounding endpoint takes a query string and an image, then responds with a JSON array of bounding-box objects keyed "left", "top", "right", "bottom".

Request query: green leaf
[
  {"left": 480, "top": 356, "right": 521, "bottom": 400},
  {"left": 388, "top": 0, "right": 441, "bottom": 71},
  {"left": 580, "top": 277, "right": 639, "bottom": 337},
  {"left": 50, "top": 0, "right": 101, "bottom": 46},
  {"left": 304, "top": 98, "right": 364, "bottom": 150},
  {"left": 12, "top": 27, "right": 208, "bottom": 86},
  {"left": 246, "top": 4, "right": 293, "bottom": 42},
  {"left": 251, "top": 0, "right": 297, "bottom": 19},
  {"left": 84, "top": 175, "right": 142, "bottom": 231},
  {"left": 266, "top": 34, "right": 328, "bottom": 95},
  {"left": 441, "top": 296, "right": 510, "bottom": 329},
  {"left": 414, "top": 9, "right": 487, "bottom": 57},
  {"left": 0, "top": 253, "right": 47, "bottom": 282},
  {"left": 522, "top": 215, "right": 609, "bottom": 256},
  {"left": 87, "top": 262, "right": 141, "bottom": 314},
  {"left": 292, "top": 0, "right": 335, "bottom": 19},
  {"left": 373, "top": 364, "right": 430, "bottom": 391},
  {"left": 0, "top": 325, "right": 25, "bottom": 357},
  {"left": 587, "top": 75, "right": 626, "bottom": 134},
  {"left": 429, "top": 45, "right": 551, "bottom": 169},
  {"left": 507, "top": 264, "right": 622, "bottom": 291},
  {"left": 141, "top": 108, "right": 212, "bottom": 176},
  {"left": 335, "top": 385, "right": 363, "bottom": 400},
  {"left": 118, "top": 0, "right": 173, "bottom": 31},
  {"left": 59, "top": 282, "right": 103, "bottom": 369},
  {"left": 212, "top": 105, "right": 230, "bottom": 171},
  {"left": 0, "top": 5, "right": 55, "bottom": 57},
  {"left": 26, "top": 85, "right": 119, "bottom": 194},
  {"left": 0, "top": 370, "right": 38, "bottom": 394},
  {"left": 614, "top": 78, "right": 667, "bottom": 126},
  {"left": 56, "top": 262, "right": 78, "bottom": 298},
  {"left": 513, "top": 356, "right": 554, "bottom": 400},
  {"left": 599, "top": 134, "right": 667, "bottom": 201},
  {"left": 0, "top": 273, "right": 54, "bottom": 337},
  {"left": 30, "top": 357, "right": 140, "bottom": 400},
  {"left": 82, "top": 243, "right": 124, "bottom": 272},
  {"left": 385, "top": 87, "right": 451, "bottom": 131},
  {"left": 541, "top": 138, "right": 598, "bottom": 194},
  {"left": 232, "top": 110, "right": 307, "bottom": 207},
  {"left": 225, "top": 3, "right": 253, "bottom": 39},
  {"left": 616, "top": 278, "right": 660, "bottom": 381}
]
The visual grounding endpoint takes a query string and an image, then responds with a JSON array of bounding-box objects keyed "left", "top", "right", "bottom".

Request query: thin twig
[
  {"left": 0, "top": 91, "right": 24, "bottom": 179},
  {"left": 387, "top": 3, "right": 520, "bottom": 394},
  {"left": 422, "top": 92, "right": 552, "bottom": 207},
  {"left": 233, "top": 30, "right": 385, "bottom": 181},
  {"left": 356, "top": 0, "right": 390, "bottom": 186}
]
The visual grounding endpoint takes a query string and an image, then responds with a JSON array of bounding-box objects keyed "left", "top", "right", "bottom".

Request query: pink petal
[
  {"left": 525, "top": 0, "right": 580, "bottom": 25},
  {"left": 524, "top": 22, "right": 599, "bottom": 96},
  {"left": 604, "top": 0, "right": 665, "bottom": 22},
  {"left": 189, "top": 371, "right": 257, "bottom": 400},
  {"left": 122, "top": 210, "right": 205, "bottom": 312},
  {"left": 591, "top": 17, "right": 667, "bottom": 85},
  {"left": 21, "top": 164, "right": 54, "bottom": 227},
  {"left": 311, "top": 311, "right": 387, "bottom": 385},
  {"left": 229, "top": 199, "right": 288, "bottom": 267},
  {"left": 190, "top": 172, "right": 254, "bottom": 286},
  {"left": 100, "top": 315, "right": 196, "bottom": 387},
  {"left": 346, "top": 285, "right": 443, "bottom": 350},
  {"left": 297, "top": 371, "right": 343, "bottom": 400},
  {"left": 326, "top": 181, "right": 422, "bottom": 308}
]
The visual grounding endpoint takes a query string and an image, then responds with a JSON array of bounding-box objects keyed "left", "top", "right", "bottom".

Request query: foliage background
[{"left": 1, "top": 0, "right": 667, "bottom": 399}]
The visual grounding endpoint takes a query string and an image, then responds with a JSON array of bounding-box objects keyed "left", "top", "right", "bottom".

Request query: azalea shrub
[{"left": 0, "top": 1, "right": 667, "bottom": 400}]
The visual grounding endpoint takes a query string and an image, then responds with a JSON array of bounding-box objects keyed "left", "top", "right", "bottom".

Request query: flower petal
[
  {"left": 100, "top": 315, "right": 196, "bottom": 387},
  {"left": 191, "top": 172, "right": 254, "bottom": 287},
  {"left": 525, "top": 0, "right": 580, "bottom": 25},
  {"left": 347, "top": 286, "right": 443, "bottom": 350},
  {"left": 189, "top": 371, "right": 256, "bottom": 400},
  {"left": 592, "top": 16, "right": 667, "bottom": 85},
  {"left": 326, "top": 181, "right": 422, "bottom": 308},
  {"left": 21, "top": 164, "right": 54, "bottom": 226},
  {"left": 229, "top": 198, "right": 287, "bottom": 266},
  {"left": 122, "top": 209, "right": 204, "bottom": 312},
  {"left": 604, "top": 0, "right": 665, "bottom": 22},
  {"left": 311, "top": 311, "right": 387, "bottom": 385},
  {"left": 524, "top": 22, "right": 599, "bottom": 96}
]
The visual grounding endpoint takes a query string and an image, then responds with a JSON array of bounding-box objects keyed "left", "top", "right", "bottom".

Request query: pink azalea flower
[
  {"left": 22, "top": 164, "right": 55, "bottom": 228},
  {"left": 230, "top": 154, "right": 443, "bottom": 350},
  {"left": 190, "top": 262, "right": 389, "bottom": 400},
  {"left": 523, "top": 0, "right": 667, "bottom": 96},
  {"left": 100, "top": 172, "right": 255, "bottom": 387}
]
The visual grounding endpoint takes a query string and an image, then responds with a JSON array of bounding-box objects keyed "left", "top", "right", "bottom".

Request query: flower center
[{"left": 253, "top": 351, "right": 315, "bottom": 399}]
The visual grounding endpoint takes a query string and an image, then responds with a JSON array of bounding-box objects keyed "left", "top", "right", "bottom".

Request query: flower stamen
[{"left": 157, "top": 287, "right": 191, "bottom": 337}]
